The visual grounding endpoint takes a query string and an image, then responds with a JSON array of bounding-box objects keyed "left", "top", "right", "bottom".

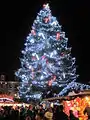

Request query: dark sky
[{"left": 0, "top": 0, "right": 90, "bottom": 83}]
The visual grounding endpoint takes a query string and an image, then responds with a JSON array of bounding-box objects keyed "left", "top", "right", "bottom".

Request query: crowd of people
[
  {"left": 0, "top": 104, "right": 80, "bottom": 120},
  {"left": 0, "top": 103, "right": 90, "bottom": 120}
]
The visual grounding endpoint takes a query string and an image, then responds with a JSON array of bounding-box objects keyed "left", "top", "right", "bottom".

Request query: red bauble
[
  {"left": 61, "top": 52, "right": 64, "bottom": 56},
  {"left": 32, "top": 56, "right": 36, "bottom": 61},
  {"left": 42, "top": 55, "right": 46, "bottom": 59},
  {"left": 31, "top": 30, "right": 36, "bottom": 35},
  {"left": 53, "top": 75, "right": 56, "bottom": 81},
  {"left": 46, "top": 59, "right": 49, "bottom": 64},
  {"left": 43, "top": 4, "right": 49, "bottom": 9},
  {"left": 48, "top": 80, "right": 53, "bottom": 86},
  {"left": 44, "top": 17, "right": 49, "bottom": 23},
  {"left": 56, "top": 32, "right": 60, "bottom": 40},
  {"left": 41, "top": 56, "right": 49, "bottom": 64},
  {"left": 43, "top": 4, "right": 46, "bottom": 8}
]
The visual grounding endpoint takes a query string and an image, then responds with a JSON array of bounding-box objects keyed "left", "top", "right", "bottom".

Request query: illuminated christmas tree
[{"left": 15, "top": 3, "right": 90, "bottom": 101}]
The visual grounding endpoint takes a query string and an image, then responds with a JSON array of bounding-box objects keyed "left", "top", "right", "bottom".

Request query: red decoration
[
  {"left": 42, "top": 56, "right": 49, "bottom": 64},
  {"left": 53, "top": 75, "right": 56, "bottom": 81},
  {"left": 48, "top": 80, "right": 53, "bottom": 86},
  {"left": 32, "top": 56, "right": 37, "bottom": 61},
  {"left": 43, "top": 4, "right": 46, "bottom": 8},
  {"left": 42, "top": 55, "right": 46, "bottom": 59},
  {"left": 43, "top": 4, "right": 49, "bottom": 9},
  {"left": 61, "top": 52, "right": 64, "bottom": 56},
  {"left": 48, "top": 75, "right": 56, "bottom": 86},
  {"left": 44, "top": 17, "right": 49, "bottom": 23},
  {"left": 46, "top": 59, "right": 49, "bottom": 64},
  {"left": 56, "top": 32, "right": 60, "bottom": 40},
  {"left": 31, "top": 30, "right": 36, "bottom": 35}
]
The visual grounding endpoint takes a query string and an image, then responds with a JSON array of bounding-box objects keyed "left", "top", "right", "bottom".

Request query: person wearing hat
[{"left": 44, "top": 107, "right": 53, "bottom": 120}]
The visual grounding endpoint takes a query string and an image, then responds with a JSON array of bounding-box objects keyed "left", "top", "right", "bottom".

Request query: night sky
[{"left": 0, "top": 0, "right": 90, "bottom": 83}]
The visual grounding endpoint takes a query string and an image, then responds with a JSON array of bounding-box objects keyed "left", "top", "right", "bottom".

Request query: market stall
[{"left": 43, "top": 90, "right": 90, "bottom": 120}]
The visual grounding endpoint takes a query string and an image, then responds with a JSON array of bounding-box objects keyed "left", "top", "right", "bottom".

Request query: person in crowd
[
  {"left": 84, "top": 103, "right": 90, "bottom": 120},
  {"left": 44, "top": 107, "right": 53, "bottom": 120},
  {"left": 54, "top": 104, "right": 68, "bottom": 120},
  {"left": 35, "top": 112, "right": 44, "bottom": 120},
  {"left": 25, "top": 115, "right": 31, "bottom": 120},
  {"left": 25, "top": 105, "right": 33, "bottom": 120},
  {"left": 0, "top": 108, "right": 4, "bottom": 120},
  {"left": 69, "top": 110, "right": 79, "bottom": 120},
  {"left": 20, "top": 105, "right": 27, "bottom": 120}
]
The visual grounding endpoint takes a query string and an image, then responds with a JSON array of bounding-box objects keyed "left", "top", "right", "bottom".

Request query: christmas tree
[{"left": 15, "top": 3, "right": 90, "bottom": 101}]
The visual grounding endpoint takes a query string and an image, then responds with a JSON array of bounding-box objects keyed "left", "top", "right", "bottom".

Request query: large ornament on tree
[
  {"left": 42, "top": 55, "right": 46, "bottom": 60},
  {"left": 41, "top": 55, "right": 49, "bottom": 64},
  {"left": 61, "top": 52, "right": 65, "bottom": 57},
  {"left": 32, "top": 53, "right": 39, "bottom": 61},
  {"left": 53, "top": 75, "right": 56, "bottom": 81},
  {"left": 32, "top": 56, "right": 37, "bottom": 61},
  {"left": 44, "top": 17, "right": 49, "bottom": 23},
  {"left": 56, "top": 32, "right": 60, "bottom": 40},
  {"left": 48, "top": 75, "right": 56, "bottom": 86},
  {"left": 43, "top": 3, "right": 49, "bottom": 9},
  {"left": 31, "top": 30, "right": 36, "bottom": 35},
  {"left": 48, "top": 80, "right": 53, "bottom": 86}
]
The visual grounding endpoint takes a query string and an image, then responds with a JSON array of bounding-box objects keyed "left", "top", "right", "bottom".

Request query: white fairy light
[
  {"left": 51, "top": 21, "right": 57, "bottom": 26},
  {"left": 38, "top": 32, "right": 45, "bottom": 39},
  {"left": 62, "top": 72, "right": 65, "bottom": 79}
]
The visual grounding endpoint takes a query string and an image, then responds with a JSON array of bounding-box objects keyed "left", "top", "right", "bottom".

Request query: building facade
[{"left": 0, "top": 81, "right": 20, "bottom": 98}]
